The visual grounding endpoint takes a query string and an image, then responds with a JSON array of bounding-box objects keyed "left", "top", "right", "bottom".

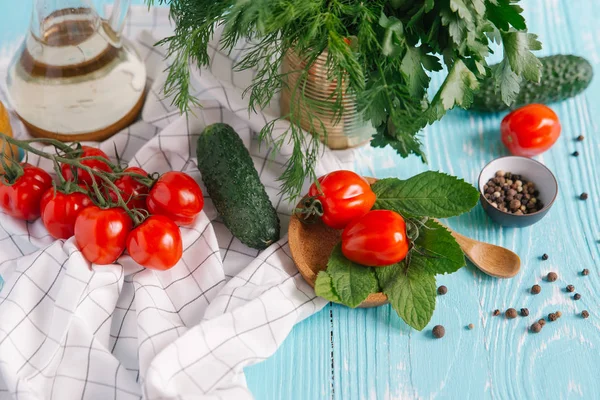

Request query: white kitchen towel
[{"left": 0, "top": 6, "right": 361, "bottom": 399}]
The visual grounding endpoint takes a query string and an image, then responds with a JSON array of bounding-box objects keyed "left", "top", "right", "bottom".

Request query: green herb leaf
[
  {"left": 375, "top": 262, "right": 436, "bottom": 331},
  {"left": 372, "top": 171, "right": 480, "bottom": 218},
  {"left": 314, "top": 271, "right": 342, "bottom": 303},
  {"left": 401, "top": 47, "right": 430, "bottom": 98},
  {"left": 501, "top": 31, "right": 543, "bottom": 83},
  {"left": 486, "top": 0, "right": 527, "bottom": 31},
  {"left": 413, "top": 219, "right": 465, "bottom": 275},
  {"left": 324, "top": 244, "right": 378, "bottom": 308},
  {"left": 493, "top": 58, "right": 522, "bottom": 106}
]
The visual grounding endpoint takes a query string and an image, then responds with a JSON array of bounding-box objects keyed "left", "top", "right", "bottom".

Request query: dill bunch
[{"left": 147, "top": 0, "right": 541, "bottom": 199}]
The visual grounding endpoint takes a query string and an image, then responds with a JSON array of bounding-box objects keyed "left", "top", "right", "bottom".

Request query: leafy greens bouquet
[{"left": 148, "top": 0, "right": 541, "bottom": 199}]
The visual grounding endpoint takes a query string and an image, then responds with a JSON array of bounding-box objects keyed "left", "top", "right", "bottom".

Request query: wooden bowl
[{"left": 288, "top": 177, "right": 388, "bottom": 308}]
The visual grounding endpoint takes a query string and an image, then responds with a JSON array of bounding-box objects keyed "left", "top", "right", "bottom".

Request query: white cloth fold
[{"left": 0, "top": 6, "right": 360, "bottom": 399}]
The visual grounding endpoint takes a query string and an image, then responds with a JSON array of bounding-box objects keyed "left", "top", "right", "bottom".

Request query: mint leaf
[
  {"left": 314, "top": 271, "right": 342, "bottom": 303},
  {"left": 372, "top": 171, "right": 480, "bottom": 218},
  {"left": 375, "top": 262, "right": 436, "bottom": 331},
  {"left": 501, "top": 31, "right": 543, "bottom": 83},
  {"left": 413, "top": 219, "right": 465, "bottom": 275},
  {"left": 326, "top": 244, "right": 378, "bottom": 308}
]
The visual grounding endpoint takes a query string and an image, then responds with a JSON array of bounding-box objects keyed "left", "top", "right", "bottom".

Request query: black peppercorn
[
  {"left": 542, "top": 253, "right": 549, "bottom": 260},
  {"left": 539, "top": 319, "right": 546, "bottom": 326},
  {"left": 577, "top": 135, "right": 585, "bottom": 141},
  {"left": 520, "top": 308, "right": 529, "bottom": 317},
  {"left": 531, "top": 284, "right": 542, "bottom": 295},
  {"left": 432, "top": 325, "right": 445, "bottom": 338},
  {"left": 548, "top": 313, "right": 558, "bottom": 322},
  {"left": 493, "top": 309, "right": 500, "bottom": 316},
  {"left": 437, "top": 285, "right": 448, "bottom": 295},
  {"left": 582, "top": 269, "right": 589, "bottom": 276},
  {"left": 566, "top": 284, "right": 575, "bottom": 293},
  {"left": 530, "top": 322, "right": 542, "bottom": 333},
  {"left": 582, "top": 310, "right": 590, "bottom": 319},
  {"left": 574, "top": 293, "right": 581, "bottom": 300},
  {"left": 580, "top": 192, "right": 589, "bottom": 200},
  {"left": 547, "top": 272, "right": 558, "bottom": 282},
  {"left": 573, "top": 151, "right": 580, "bottom": 157},
  {"left": 505, "top": 308, "right": 518, "bottom": 319}
]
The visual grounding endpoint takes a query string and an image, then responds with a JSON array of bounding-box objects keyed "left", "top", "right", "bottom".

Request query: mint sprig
[{"left": 315, "top": 171, "right": 478, "bottom": 331}]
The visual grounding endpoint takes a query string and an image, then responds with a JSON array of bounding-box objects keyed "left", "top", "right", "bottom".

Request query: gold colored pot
[{"left": 280, "top": 49, "right": 375, "bottom": 150}]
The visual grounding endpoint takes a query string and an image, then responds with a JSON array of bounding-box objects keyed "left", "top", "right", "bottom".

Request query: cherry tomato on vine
[
  {"left": 109, "top": 167, "right": 150, "bottom": 211},
  {"left": 126, "top": 215, "right": 183, "bottom": 270},
  {"left": 0, "top": 164, "right": 53, "bottom": 220},
  {"left": 60, "top": 146, "right": 112, "bottom": 185},
  {"left": 501, "top": 104, "right": 561, "bottom": 157},
  {"left": 74, "top": 206, "right": 132, "bottom": 265},
  {"left": 341, "top": 210, "right": 409, "bottom": 267},
  {"left": 40, "top": 187, "right": 92, "bottom": 239},
  {"left": 146, "top": 172, "right": 204, "bottom": 225},
  {"left": 307, "top": 170, "right": 376, "bottom": 229}
]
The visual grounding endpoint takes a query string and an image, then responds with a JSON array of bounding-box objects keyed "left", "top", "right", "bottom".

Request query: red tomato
[
  {"left": 40, "top": 187, "right": 92, "bottom": 239},
  {"left": 0, "top": 164, "right": 53, "bottom": 220},
  {"left": 341, "top": 210, "right": 409, "bottom": 267},
  {"left": 501, "top": 104, "right": 561, "bottom": 157},
  {"left": 110, "top": 167, "right": 150, "bottom": 211},
  {"left": 60, "top": 146, "right": 112, "bottom": 185},
  {"left": 74, "top": 206, "right": 132, "bottom": 265},
  {"left": 146, "top": 172, "right": 204, "bottom": 225},
  {"left": 308, "top": 170, "right": 376, "bottom": 229},
  {"left": 126, "top": 215, "right": 183, "bottom": 270}
]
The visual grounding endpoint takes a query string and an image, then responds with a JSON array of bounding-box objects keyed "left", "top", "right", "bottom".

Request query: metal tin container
[{"left": 280, "top": 48, "right": 375, "bottom": 150}]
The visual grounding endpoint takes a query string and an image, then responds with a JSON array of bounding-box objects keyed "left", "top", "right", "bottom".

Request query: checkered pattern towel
[{"left": 0, "top": 6, "right": 360, "bottom": 399}]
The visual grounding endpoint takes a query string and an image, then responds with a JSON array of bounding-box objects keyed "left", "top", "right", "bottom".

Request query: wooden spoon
[{"left": 288, "top": 177, "right": 521, "bottom": 308}]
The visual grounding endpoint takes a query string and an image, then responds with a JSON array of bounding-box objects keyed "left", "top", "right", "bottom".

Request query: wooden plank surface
[{"left": 1, "top": 1, "right": 599, "bottom": 399}]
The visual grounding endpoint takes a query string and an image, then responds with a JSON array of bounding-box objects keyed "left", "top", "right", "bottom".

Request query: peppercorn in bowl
[{"left": 478, "top": 156, "right": 558, "bottom": 227}]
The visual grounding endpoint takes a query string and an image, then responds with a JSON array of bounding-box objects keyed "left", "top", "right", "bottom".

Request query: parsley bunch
[{"left": 147, "top": 0, "right": 541, "bottom": 199}]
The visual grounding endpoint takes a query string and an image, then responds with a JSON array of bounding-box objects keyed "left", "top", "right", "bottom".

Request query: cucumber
[
  {"left": 197, "top": 123, "right": 280, "bottom": 250},
  {"left": 470, "top": 55, "right": 593, "bottom": 112}
]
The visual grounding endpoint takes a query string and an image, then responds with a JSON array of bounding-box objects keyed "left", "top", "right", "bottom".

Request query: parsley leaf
[
  {"left": 486, "top": 0, "right": 527, "bottom": 31},
  {"left": 501, "top": 31, "right": 543, "bottom": 83},
  {"left": 401, "top": 47, "right": 430, "bottom": 98},
  {"left": 375, "top": 262, "right": 437, "bottom": 331},
  {"left": 314, "top": 271, "right": 342, "bottom": 303},
  {"left": 493, "top": 58, "right": 522, "bottom": 106},
  {"left": 371, "top": 171, "right": 480, "bottom": 218},
  {"left": 413, "top": 219, "right": 466, "bottom": 275},
  {"left": 323, "top": 244, "right": 378, "bottom": 308}
]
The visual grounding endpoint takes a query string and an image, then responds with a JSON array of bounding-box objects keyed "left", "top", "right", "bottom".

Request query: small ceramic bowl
[{"left": 478, "top": 156, "right": 558, "bottom": 227}]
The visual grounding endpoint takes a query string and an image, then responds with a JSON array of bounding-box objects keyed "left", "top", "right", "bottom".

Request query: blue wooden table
[{"left": 2, "top": 1, "right": 600, "bottom": 399}]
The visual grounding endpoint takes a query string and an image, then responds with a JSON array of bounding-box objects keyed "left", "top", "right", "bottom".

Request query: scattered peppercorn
[
  {"left": 520, "top": 308, "right": 529, "bottom": 317},
  {"left": 531, "top": 284, "right": 542, "bottom": 295},
  {"left": 505, "top": 308, "right": 518, "bottom": 319},
  {"left": 539, "top": 319, "right": 546, "bottom": 326},
  {"left": 493, "top": 309, "right": 501, "bottom": 316},
  {"left": 530, "top": 322, "right": 542, "bottom": 333},
  {"left": 548, "top": 313, "right": 558, "bottom": 322},
  {"left": 577, "top": 135, "right": 585, "bottom": 141},
  {"left": 542, "top": 253, "right": 549, "bottom": 261},
  {"left": 556, "top": 310, "right": 562, "bottom": 318},
  {"left": 437, "top": 285, "right": 448, "bottom": 295},
  {"left": 582, "top": 269, "right": 589, "bottom": 276},
  {"left": 572, "top": 151, "right": 580, "bottom": 157},
  {"left": 582, "top": 310, "right": 590, "bottom": 319},
  {"left": 580, "top": 192, "right": 589, "bottom": 200},
  {"left": 547, "top": 272, "right": 558, "bottom": 282},
  {"left": 432, "top": 325, "right": 445, "bottom": 339},
  {"left": 482, "top": 171, "right": 544, "bottom": 214},
  {"left": 574, "top": 293, "right": 581, "bottom": 300},
  {"left": 468, "top": 323, "right": 474, "bottom": 330}
]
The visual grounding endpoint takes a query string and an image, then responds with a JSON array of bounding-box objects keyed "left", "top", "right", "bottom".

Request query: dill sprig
[{"left": 147, "top": 0, "right": 541, "bottom": 200}]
